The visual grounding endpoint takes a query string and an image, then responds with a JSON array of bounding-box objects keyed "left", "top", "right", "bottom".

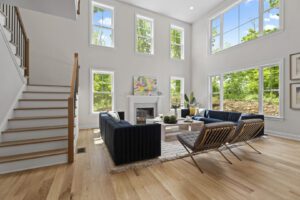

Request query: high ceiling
[{"left": 117, "top": 0, "right": 224, "bottom": 23}]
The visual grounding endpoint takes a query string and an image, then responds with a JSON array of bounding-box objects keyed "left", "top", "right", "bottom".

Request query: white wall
[
  {"left": 20, "top": 0, "right": 192, "bottom": 128},
  {"left": 0, "top": 26, "right": 25, "bottom": 132},
  {"left": 192, "top": 0, "right": 300, "bottom": 137}
]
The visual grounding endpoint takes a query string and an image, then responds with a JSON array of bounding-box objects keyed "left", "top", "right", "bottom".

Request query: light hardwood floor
[{"left": 0, "top": 129, "right": 300, "bottom": 200}]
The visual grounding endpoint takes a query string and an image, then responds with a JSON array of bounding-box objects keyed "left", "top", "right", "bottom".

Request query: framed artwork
[
  {"left": 290, "top": 83, "right": 300, "bottom": 109},
  {"left": 133, "top": 76, "right": 158, "bottom": 96},
  {"left": 290, "top": 53, "right": 300, "bottom": 80}
]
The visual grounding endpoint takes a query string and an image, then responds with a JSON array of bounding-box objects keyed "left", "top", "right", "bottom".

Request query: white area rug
[{"left": 104, "top": 140, "right": 189, "bottom": 174}]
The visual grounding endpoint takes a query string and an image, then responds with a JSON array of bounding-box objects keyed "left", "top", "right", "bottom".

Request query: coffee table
[{"left": 156, "top": 120, "right": 204, "bottom": 141}]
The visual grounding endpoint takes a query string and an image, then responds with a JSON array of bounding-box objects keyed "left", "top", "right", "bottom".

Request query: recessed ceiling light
[{"left": 189, "top": 6, "right": 195, "bottom": 11}]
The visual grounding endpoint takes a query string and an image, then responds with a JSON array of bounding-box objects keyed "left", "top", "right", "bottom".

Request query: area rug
[{"left": 102, "top": 139, "right": 189, "bottom": 174}]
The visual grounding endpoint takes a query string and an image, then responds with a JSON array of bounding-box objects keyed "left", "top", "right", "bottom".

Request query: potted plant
[{"left": 184, "top": 92, "right": 196, "bottom": 109}]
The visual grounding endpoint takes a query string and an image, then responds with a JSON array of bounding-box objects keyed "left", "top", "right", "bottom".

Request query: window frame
[
  {"left": 90, "top": 1, "right": 115, "bottom": 48},
  {"left": 135, "top": 14, "right": 154, "bottom": 55},
  {"left": 170, "top": 25, "right": 185, "bottom": 60},
  {"left": 209, "top": 0, "right": 284, "bottom": 54},
  {"left": 170, "top": 76, "right": 185, "bottom": 109},
  {"left": 208, "top": 60, "right": 284, "bottom": 119},
  {"left": 90, "top": 69, "right": 115, "bottom": 114}
]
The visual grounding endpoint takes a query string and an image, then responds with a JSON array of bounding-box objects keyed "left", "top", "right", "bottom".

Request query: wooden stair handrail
[
  {"left": 77, "top": 0, "right": 81, "bottom": 15},
  {"left": 68, "top": 53, "right": 79, "bottom": 163}
]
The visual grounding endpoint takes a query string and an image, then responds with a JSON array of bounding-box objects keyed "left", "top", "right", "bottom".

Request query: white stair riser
[
  {"left": 26, "top": 86, "right": 70, "bottom": 92},
  {"left": 8, "top": 118, "right": 68, "bottom": 129},
  {"left": 0, "top": 154, "right": 67, "bottom": 175},
  {"left": 0, "top": 140, "right": 67, "bottom": 156},
  {"left": 9, "top": 42, "right": 16, "bottom": 54},
  {"left": 0, "top": 12, "right": 5, "bottom": 26},
  {"left": 22, "top": 93, "right": 70, "bottom": 99},
  {"left": 14, "top": 109, "right": 68, "bottom": 118},
  {"left": 19, "top": 101, "right": 68, "bottom": 108},
  {"left": 1, "top": 129, "right": 68, "bottom": 142}
]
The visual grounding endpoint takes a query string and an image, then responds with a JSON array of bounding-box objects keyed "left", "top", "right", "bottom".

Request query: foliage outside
[
  {"left": 212, "top": 66, "right": 279, "bottom": 116},
  {"left": 170, "top": 79, "right": 182, "bottom": 108},
  {"left": 170, "top": 28, "right": 183, "bottom": 59},
  {"left": 136, "top": 18, "right": 153, "bottom": 54},
  {"left": 93, "top": 73, "right": 113, "bottom": 112}
]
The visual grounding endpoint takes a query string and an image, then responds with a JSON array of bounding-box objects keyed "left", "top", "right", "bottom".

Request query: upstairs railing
[
  {"left": 77, "top": 0, "right": 81, "bottom": 15},
  {"left": 68, "top": 53, "right": 79, "bottom": 163},
  {"left": 0, "top": 4, "right": 29, "bottom": 78}
]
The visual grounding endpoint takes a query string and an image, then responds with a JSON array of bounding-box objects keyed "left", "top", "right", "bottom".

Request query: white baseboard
[{"left": 266, "top": 130, "right": 300, "bottom": 141}]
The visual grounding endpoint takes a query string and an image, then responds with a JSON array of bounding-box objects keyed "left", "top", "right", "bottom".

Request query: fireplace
[
  {"left": 128, "top": 95, "right": 163, "bottom": 124},
  {"left": 136, "top": 107, "right": 155, "bottom": 124}
]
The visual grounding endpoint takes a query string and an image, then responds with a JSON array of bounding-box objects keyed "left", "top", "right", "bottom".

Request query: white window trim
[
  {"left": 170, "top": 25, "right": 185, "bottom": 60},
  {"left": 208, "top": 60, "right": 284, "bottom": 119},
  {"left": 135, "top": 14, "right": 154, "bottom": 55},
  {"left": 209, "top": 0, "right": 284, "bottom": 54},
  {"left": 90, "top": 69, "right": 115, "bottom": 114},
  {"left": 90, "top": 1, "right": 115, "bottom": 48},
  {"left": 170, "top": 76, "right": 185, "bottom": 109}
]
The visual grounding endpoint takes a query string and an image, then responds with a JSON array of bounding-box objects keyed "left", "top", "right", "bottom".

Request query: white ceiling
[{"left": 117, "top": 0, "right": 224, "bottom": 23}]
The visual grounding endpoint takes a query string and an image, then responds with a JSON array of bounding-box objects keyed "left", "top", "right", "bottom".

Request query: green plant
[
  {"left": 184, "top": 92, "right": 196, "bottom": 108},
  {"left": 163, "top": 115, "right": 177, "bottom": 124},
  {"left": 163, "top": 116, "right": 170, "bottom": 124}
]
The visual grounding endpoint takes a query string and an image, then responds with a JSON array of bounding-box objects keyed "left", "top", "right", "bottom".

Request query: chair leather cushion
[{"left": 177, "top": 132, "right": 199, "bottom": 150}]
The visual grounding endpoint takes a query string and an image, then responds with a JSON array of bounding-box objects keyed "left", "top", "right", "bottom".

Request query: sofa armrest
[{"left": 113, "top": 124, "right": 161, "bottom": 165}]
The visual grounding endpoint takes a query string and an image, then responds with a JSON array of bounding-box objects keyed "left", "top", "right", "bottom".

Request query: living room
[{"left": 0, "top": 0, "right": 300, "bottom": 199}]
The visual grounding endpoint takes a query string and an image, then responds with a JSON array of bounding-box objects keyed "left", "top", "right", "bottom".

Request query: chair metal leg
[
  {"left": 245, "top": 141, "right": 262, "bottom": 154},
  {"left": 217, "top": 149, "right": 232, "bottom": 164},
  {"left": 181, "top": 143, "right": 204, "bottom": 173},
  {"left": 224, "top": 144, "right": 242, "bottom": 161}
]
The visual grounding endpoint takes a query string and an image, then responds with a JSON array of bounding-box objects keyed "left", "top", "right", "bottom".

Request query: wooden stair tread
[
  {"left": 23, "top": 91, "right": 70, "bottom": 94},
  {"left": 19, "top": 99, "right": 68, "bottom": 101},
  {"left": 28, "top": 84, "right": 70, "bottom": 88},
  {"left": 15, "top": 107, "right": 68, "bottom": 110},
  {"left": 2, "top": 125, "right": 68, "bottom": 133},
  {"left": 8, "top": 116, "right": 68, "bottom": 121},
  {"left": 0, "top": 148, "right": 68, "bottom": 164},
  {"left": 0, "top": 136, "right": 68, "bottom": 147}
]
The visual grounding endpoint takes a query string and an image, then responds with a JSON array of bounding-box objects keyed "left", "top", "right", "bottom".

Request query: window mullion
[
  {"left": 220, "top": 75, "right": 224, "bottom": 111},
  {"left": 259, "top": 67, "right": 264, "bottom": 114},
  {"left": 259, "top": 0, "right": 264, "bottom": 36},
  {"left": 220, "top": 14, "right": 224, "bottom": 50}
]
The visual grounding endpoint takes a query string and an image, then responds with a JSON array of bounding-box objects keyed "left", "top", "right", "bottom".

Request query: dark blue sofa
[
  {"left": 99, "top": 113, "right": 161, "bottom": 165},
  {"left": 188, "top": 110, "right": 265, "bottom": 137}
]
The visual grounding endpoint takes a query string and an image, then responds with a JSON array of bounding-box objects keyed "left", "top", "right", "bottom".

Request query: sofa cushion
[
  {"left": 108, "top": 111, "right": 120, "bottom": 122},
  {"left": 228, "top": 112, "right": 242, "bottom": 123},
  {"left": 200, "top": 118, "right": 223, "bottom": 124},
  {"left": 207, "top": 110, "right": 229, "bottom": 121},
  {"left": 116, "top": 120, "right": 132, "bottom": 128}
]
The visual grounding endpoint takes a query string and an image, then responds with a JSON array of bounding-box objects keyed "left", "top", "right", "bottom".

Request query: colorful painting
[{"left": 133, "top": 76, "right": 158, "bottom": 96}]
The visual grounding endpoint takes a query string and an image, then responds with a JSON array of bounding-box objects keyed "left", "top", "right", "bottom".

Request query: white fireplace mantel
[{"left": 128, "top": 95, "right": 164, "bottom": 124}]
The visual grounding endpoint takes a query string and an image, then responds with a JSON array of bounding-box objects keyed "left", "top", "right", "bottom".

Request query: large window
[
  {"left": 170, "top": 77, "right": 184, "bottom": 108},
  {"left": 136, "top": 15, "right": 154, "bottom": 55},
  {"left": 211, "top": 0, "right": 281, "bottom": 53},
  {"left": 210, "top": 63, "right": 282, "bottom": 118},
  {"left": 91, "top": 2, "right": 114, "bottom": 47},
  {"left": 91, "top": 70, "right": 114, "bottom": 113},
  {"left": 170, "top": 25, "right": 184, "bottom": 60}
]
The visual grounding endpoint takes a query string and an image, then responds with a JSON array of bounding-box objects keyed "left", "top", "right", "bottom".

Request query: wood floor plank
[{"left": 0, "top": 130, "right": 300, "bottom": 200}]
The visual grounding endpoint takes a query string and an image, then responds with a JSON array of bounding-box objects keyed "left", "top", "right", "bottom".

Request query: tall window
[
  {"left": 170, "top": 25, "right": 184, "bottom": 60},
  {"left": 170, "top": 77, "right": 184, "bottom": 108},
  {"left": 211, "top": 0, "right": 281, "bottom": 53},
  {"left": 211, "top": 76, "right": 221, "bottom": 111},
  {"left": 92, "top": 70, "right": 114, "bottom": 113},
  {"left": 210, "top": 64, "right": 282, "bottom": 118},
  {"left": 136, "top": 15, "right": 154, "bottom": 55},
  {"left": 91, "top": 2, "right": 114, "bottom": 47}
]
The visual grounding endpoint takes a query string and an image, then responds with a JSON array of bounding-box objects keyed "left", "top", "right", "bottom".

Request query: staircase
[{"left": 0, "top": 4, "right": 79, "bottom": 174}]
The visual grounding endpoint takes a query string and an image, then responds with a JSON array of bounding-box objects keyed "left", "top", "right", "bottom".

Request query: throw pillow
[
  {"left": 108, "top": 111, "right": 120, "bottom": 122},
  {"left": 198, "top": 108, "right": 206, "bottom": 117}
]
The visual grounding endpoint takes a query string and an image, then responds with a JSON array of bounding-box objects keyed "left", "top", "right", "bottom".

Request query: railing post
[
  {"left": 68, "top": 97, "right": 74, "bottom": 163},
  {"left": 25, "top": 38, "right": 29, "bottom": 77}
]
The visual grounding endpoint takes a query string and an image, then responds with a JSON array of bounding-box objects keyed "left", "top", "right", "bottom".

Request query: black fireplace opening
[{"left": 136, "top": 107, "right": 154, "bottom": 124}]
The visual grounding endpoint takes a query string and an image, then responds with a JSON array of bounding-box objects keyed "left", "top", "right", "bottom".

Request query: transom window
[
  {"left": 211, "top": 0, "right": 281, "bottom": 53},
  {"left": 91, "top": 70, "right": 114, "bottom": 113},
  {"left": 209, "top": 63, "right": 282, "bottom": 118},
  {"left": 136, "top": 15, "right": 154, "bottom": 55},
  {"left": 170, "top": 77, "right": 185, "bottom": 108},
  {"left": 91, "top": 2, "right": 114, "bottom": 47},
  {"left": 170, "top": 25, "right": 184, "bottom": 60}
]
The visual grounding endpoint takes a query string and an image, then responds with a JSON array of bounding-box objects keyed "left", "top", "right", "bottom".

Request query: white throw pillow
[{"left": 108, "top": 111, "right": 120, "bottom": 122}]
